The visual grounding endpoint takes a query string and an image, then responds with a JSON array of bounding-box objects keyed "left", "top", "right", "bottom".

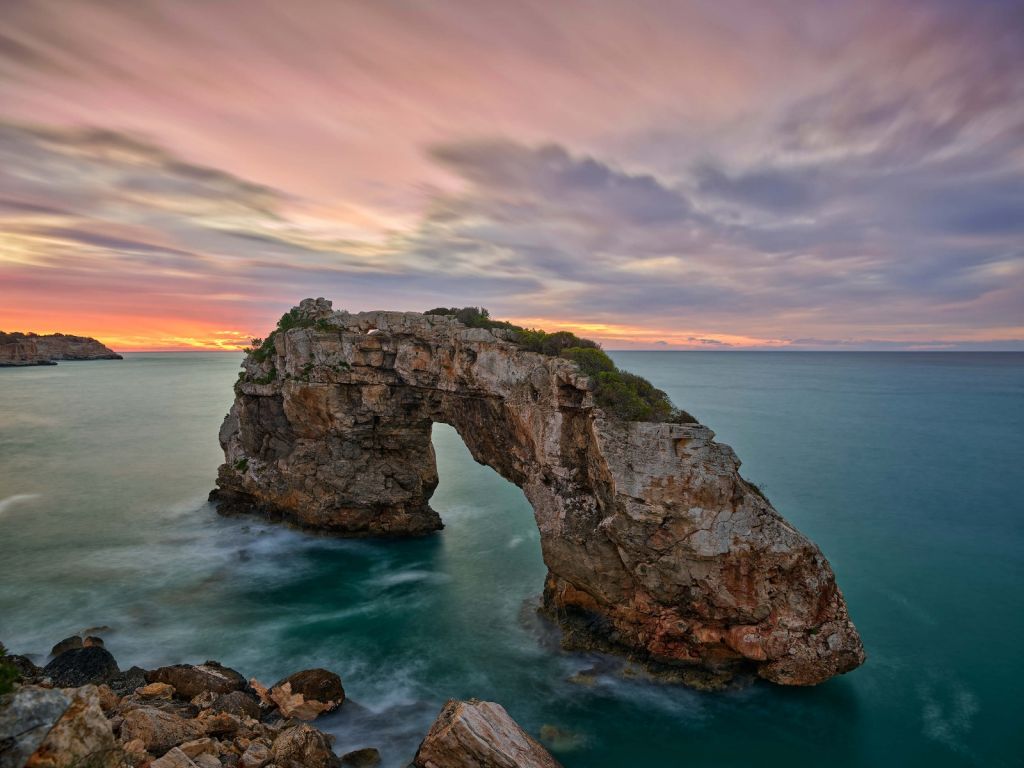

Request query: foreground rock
[
  {"left": 213, "top": 298, "right": 864, "bottom": 685},
  {"left": 413, "top": 699, "right": 561, "bottom": 768},
  {"left": 0, "top": 331, "right": 122, "bottom": 366},
  {"left": 0, "top": 687, "right": 70, "bottom": 768}
]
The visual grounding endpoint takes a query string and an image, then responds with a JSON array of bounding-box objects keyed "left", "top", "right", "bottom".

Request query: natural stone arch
[{"left": 214, "top": 298, "right": 864, "bottom": 685}]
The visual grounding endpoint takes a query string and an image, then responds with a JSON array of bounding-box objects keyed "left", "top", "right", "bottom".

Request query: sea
[{"left": 1, "top": 351, "right": 1021, "bottom": 767}]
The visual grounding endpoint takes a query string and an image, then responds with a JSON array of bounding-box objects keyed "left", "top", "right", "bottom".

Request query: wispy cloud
[{"left": 0, "top": 0, "right": 1021, "bottom": 349}]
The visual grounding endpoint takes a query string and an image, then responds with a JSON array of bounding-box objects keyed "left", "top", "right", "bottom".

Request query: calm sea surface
[{"left": 1, "top": 352, "right": 1022, "bottom": 766}]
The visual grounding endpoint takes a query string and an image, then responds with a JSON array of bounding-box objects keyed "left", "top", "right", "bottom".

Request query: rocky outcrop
[
  {"left": 413, "top": 699, "right": 561, "bottom": 768},
  {"left": 0, "top": 332, "right": 121, "bottom": 366},
  {"left": 213, "top": 298, "right": 864, "bottom": 685}
]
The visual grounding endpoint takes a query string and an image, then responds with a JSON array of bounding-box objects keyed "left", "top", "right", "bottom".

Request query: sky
[{"left": 0, "top": 0, "right": 1022, "bottom": 351}]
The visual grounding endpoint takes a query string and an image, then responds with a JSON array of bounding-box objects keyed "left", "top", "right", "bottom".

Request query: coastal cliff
[
  {"left": 0, "top": 332, "right": 122, "bottom": 366},
  {"left": 213, "top": 298, "right": 865, "bottom": 686}
]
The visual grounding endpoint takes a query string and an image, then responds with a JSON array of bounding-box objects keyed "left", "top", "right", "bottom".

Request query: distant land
[{"left": 0, "top": 331, "right": 122, "bottom": 367}]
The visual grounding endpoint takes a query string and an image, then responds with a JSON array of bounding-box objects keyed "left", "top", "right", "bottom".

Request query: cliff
[
  {"left": 213, "top": 298, "right": 865, "bottom": 686},
  {"left": 0, "top": 332, "right": 122, "bottom": 366}
]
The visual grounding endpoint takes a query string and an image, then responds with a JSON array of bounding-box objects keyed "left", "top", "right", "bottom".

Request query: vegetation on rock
[
  {"left": 426, "top": 307, "right": 696, "bottom": 423},
  {"left": 0, "top": 642, "right": 18, "bottom": 694}
]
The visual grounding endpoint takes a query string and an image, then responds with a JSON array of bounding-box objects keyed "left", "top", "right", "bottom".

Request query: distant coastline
[{"left": 0, "top": 331, "right": 122, "bottom": 367}]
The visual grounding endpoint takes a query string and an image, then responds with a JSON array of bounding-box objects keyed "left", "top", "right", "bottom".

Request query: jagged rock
[
  {"left": 270, "top": 724, "right": 336, "bottom": 768},
  {"left": 413, "top": 699, "right": 561, "bottom": 768},
  {"left": 272, "top": 669, "right": 344, "bottom": 713},
  {"left": 340, "top": 747, "right": 380, "bottom": 766},
  {"left": 24, "top": 685, "right": 118, "bottom": 768},
  {"left": 120, "top": 706, "right": 204, "bottom": 754},
  {"left": 0, "top": 332, "right": 121, "bottom": 366},
  {"left": 108, "top": 666, "right": 149, "bottom": 697},
  {"left": 49, "top": 636, "right": 83, "bottom": 658},
  {"left": 210, "top": 690, "right": 261, "bottom": 720},
  {"left": 42, "top": 647, "right": 119, "bottom": 688},
  {"left": 139, "top": 682, "right": 176, "bottom": 700},
  {"left": 0, "top": 686, "right": 70, "bottom": 768},
  {"left": 213, "top": 298, "right": 864, "bottom": 685},
  {"left": 239, "top": 741, "right": 271, "bottom": 768},
  {"left": 148, "top": 662, "right": 246, "bottom": 699},
  {"left": 151, "top": 747, "right": 200, "bottom": 768}
]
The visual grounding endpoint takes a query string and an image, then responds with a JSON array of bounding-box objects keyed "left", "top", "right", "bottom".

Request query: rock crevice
[{"left": 213, "top": 298, "right": 864, "bottom": 685}]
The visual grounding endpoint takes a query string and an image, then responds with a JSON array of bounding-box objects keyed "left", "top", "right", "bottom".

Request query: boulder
[
  {"left": 139, "top": 682, "right": 176, "bottom": 700},
  {"left": 120, "top": 706, "right": 204, "bottom": 754},
  {"left": 239, "top": 741, "right": 271, "bottom": 768},
  {"left": 49, "top": 636, "right": 83, "bottom": 658},
  {"left": 150, "top": 747, "right": 200, "bottom": 768},
  {"left": 413, "top": 699, "right": 561, "bottom": 768},
  {"left": 272, "top": 669, "right": 344, "bottom": 710},
  {"left": 211, "top": 690, "right": 261, "bottom": 720},
  {"left": 24, "top": 685, "right": 118, "bottom": 768},
  {"left": 0, "top": 686, "right": 70, "bottom": 768},
  {"left": 340, "top": 747, "right": 380, "bottom": 766},
  {"left": 83, "top": 637, "right": 105, "bottom": 649},
  {"left": 42, "top": 647, "right": 119, "bottom": 687},
  {"left": 148, "top": 662, "right": 246, "bottom": 699},
  {"left": 271, "top": 724, "right": 336, "bottom": 768}
]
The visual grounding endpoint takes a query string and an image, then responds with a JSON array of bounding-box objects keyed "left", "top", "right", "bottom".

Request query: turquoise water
[{"left": 1, "top": 352, "right": 1022, "bottom": 766}]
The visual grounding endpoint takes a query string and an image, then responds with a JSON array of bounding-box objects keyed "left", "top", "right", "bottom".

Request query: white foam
[{"left": 0, "top": 493, "right": 41, "bottom": 516}]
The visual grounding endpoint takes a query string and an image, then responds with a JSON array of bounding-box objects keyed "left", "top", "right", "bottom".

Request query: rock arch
[{"left": 214, "top": 298, "right": 864, "bottom": 685}]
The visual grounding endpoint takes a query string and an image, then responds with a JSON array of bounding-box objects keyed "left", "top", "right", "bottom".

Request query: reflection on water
[{"left": 1, "top": 352, "right": 1022, "bottom": 766}]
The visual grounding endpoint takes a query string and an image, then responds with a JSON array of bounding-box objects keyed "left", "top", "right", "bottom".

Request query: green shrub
[
  {"left": 0, "top": 643, "right": 19, "bottom": 694},
  {"left": 425, "top": 307, "right": 697, "bottom": 424},
  {"left": 234, "top": 458, "right": 249, "bottom": 472}
]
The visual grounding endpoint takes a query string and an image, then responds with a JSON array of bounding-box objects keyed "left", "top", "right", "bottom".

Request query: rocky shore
[
  {"left": 0, "top": 332, "right": 122, "bottom": 367},
  {"left": 0, "top": 634, "right": 560, "bottom": 768}
]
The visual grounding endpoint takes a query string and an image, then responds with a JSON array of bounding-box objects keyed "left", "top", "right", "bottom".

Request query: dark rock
[
  {"left": 83, "top": 636, "right": 105, "bottom": 648},
  {"left": 42, "top": 647, "right": 119, "bottom": 687},
  {"left": 340, "top": 747, "right": 380, "bottom": 767},
  {"left": 271, "top": 669, "right": 344, "bottom": 714},
  {"left": 0, "top": 686, "right": 70, "bottom": 768},
  {"left": 211, "top": 690, "right": 261, "bottom": 720},
  {"left": 148, "top": 662, "right": 246, "bottom": 699},
  {"left": 49, "top": 636, "right": 83, "bottom": 658},
  {"left": 107, "top": 666, "right": 148, "bottom": 696},
  {"left": 6, "top": 654, "right": 42, "bottom": 680}
]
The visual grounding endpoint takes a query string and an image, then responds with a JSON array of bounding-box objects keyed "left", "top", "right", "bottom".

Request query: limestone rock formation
[
  {"left": 0, "top": 332, "right": 121, "bottom": 366},
  {"left": 413, "top": 699, "right": 561, "bottom": 768},
  {"left": 213, "top": 298, "right": 865, "bottom": 685}
]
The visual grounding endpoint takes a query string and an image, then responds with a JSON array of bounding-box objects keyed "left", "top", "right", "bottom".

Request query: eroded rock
[
  {"left": 148, "top": 662, "right": 246, "bottom": 699},
  {"left": 120, "top": 706, "right": 204, "bottom": 754},
  {"left": 213, "top": 299, "right": 865, "bottom": 685},
  {"left": 0, "top": 686, "right": 70, "bottom": 768},
  {"left": 413, "top": 699, "right": 561, "bottom": 768},
  {"left": 270, "top": 724, "right": 336, "bottom": 768},
  {"left": 24, "top": 685, "right": 118, "bottom": 768}
]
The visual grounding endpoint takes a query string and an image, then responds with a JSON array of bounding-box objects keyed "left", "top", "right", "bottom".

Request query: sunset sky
[{"left": 1, "top": 0, "right": 1021, "bottom": 350}]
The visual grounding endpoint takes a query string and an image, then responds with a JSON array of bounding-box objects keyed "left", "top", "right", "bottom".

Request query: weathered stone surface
[
  {"left": 0, "top": 332, "right": 121, "bottom": 366},
  {"left": 272, "top": 669, "right": 344, "bottom": 710},
  {"left": 210, "top": 690, "right": 261, "bottom": 720},
  {"left": 413, "top": 699, "right": 561, "bottom": 768},
  {"left": 0, "top": 687, "right": 70, "bottom": 768},
  {"left": 42, "top": 647, "right": 119, "bottom": 688},
  {"left": 270, "top": 724, "right": 336, "bottom": 768},
  {"left": 25, "top": 685, "right": 118, "bottom": 768},
  {"left": 148, "top": 662, "right": 246, "bottom": 699},
  {"left": 213, "top": 298, "right": 864, "bottom": 685},
  {"left": 108, "top": 666, "right": 148, "bottom": 697},
  {"left": 151, "top": 747, "right": 200, "bottom": 768},
  {"left": 120, "top": 706, "right": 204, "bottom": 754}
]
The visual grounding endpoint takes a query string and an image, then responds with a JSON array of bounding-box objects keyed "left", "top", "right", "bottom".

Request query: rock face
[
  {"left": 213, "top": 298, "right": 865, "bottom": 685},
  {"left": 413, "top": 699, "right": 561, "bottom": 768},
  {"left": 0, "top": 331, "right": 121, "bottom": 366}
]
